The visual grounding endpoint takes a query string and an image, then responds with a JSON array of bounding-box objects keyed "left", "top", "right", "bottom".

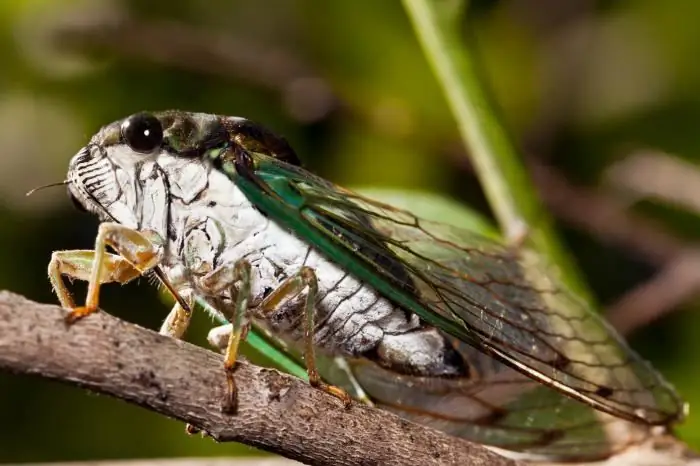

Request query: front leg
[
  {"left": 50, "top": 222, "right": 165, "bottom": 323},
  {"left": 49, "top": 250, "right": 141, "bottom": 309}
]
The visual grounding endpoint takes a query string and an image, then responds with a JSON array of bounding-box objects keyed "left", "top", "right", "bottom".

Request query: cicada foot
[
  {"left": 64, "top": 306, "right": 99, "bottom": 325},
  {"left": 185, "top": 424, "right": 215, "bottom": 438},
  {"left": 313, "top": 380, "right": 352, "bottom": 409},
  {"left": 308, "top": 369, "right": 352, "bottom": 409},
  {"left": 221, "top": 364, "right": 239, "bottom": 414},
  {"left": 185, "top": 424, "right": 202, "bottom": 435}
]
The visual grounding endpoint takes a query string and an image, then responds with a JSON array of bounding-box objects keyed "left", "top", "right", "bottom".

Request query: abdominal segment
[{"left": 256, "top": 273, "right": 470, "bottom": 379}]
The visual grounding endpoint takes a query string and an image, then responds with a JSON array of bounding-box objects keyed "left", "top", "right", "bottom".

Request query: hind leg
[{"left": 204, "top": 265, "right": 351, "bottom": 409}]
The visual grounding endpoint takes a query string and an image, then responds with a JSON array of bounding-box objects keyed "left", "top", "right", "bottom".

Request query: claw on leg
[
  {"left": 221, "top": 365, "right": 239, "bottom": 414},
  {"left": 185, "top": 424, "right": 201, "bottom": 435},
  {"left": 64, "top": 306, "right": 99, "bottom": 324},
  {"left": 309, "top": 373, "right": 352, "bottom": 408}
]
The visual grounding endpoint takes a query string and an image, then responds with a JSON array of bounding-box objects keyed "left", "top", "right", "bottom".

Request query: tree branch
[
  {"left": 0, "top": 291, "right": 519, "bottom": 466},
  {"left": 24, "top": 460, "right": 301, "bottom": 466}
]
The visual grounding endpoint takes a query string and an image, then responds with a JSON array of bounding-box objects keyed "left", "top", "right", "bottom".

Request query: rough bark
[{"left": 0, "top": 291, "right": 519, "bottom": 466}]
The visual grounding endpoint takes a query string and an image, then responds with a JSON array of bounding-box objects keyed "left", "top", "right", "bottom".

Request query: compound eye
[{"left": 121, "top": 112, "right": 163, "bottom": 153}]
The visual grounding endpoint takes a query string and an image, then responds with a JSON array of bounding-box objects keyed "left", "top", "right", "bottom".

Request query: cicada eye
[{"left": 121, "top": 112, "right": 164, "bottom": 153}]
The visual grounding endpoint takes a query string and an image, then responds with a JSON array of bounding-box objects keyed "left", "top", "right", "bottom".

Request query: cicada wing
[
  {"left": 370, "top": 212, "right": 682, "bottom": 425},
  {"left": 233, "top": 153, "right": 684, "bottom": 426},
  {"left": 347, "top": 339, "right": 650, "bottom": 461},
  {"left": 239, "top": 304, "right": 648, "bottom": 461}
]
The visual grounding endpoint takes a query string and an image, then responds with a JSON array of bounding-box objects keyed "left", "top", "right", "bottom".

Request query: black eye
[
  {"left": 121, "top": 112, "right": 163, "bottom": 153},
  {"left": 68, "top": 190, "right": 88, "bottom": 213}
]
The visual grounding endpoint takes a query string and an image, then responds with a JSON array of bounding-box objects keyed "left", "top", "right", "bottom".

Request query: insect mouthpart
[
  {"left": 67, "top": 183, "right": 88, "bottom": 214},
  {"left": 66, "top": 145, "right": 120, "bottom": 222}
]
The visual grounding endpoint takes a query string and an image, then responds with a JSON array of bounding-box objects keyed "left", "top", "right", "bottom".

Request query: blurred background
[{"left": 1, "top": 0, "right": 699, "bottom": 462}]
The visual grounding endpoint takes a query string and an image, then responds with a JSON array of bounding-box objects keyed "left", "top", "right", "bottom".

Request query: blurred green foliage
[{"left": 1, "top": 0, "right": 700, "bottom": 461}]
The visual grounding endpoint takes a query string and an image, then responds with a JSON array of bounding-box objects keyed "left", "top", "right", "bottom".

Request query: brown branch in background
[
  {"left": 530, "top": 161, "right": 700, "bottom": 335},
  {"left": 504, "top": 0, "right": 700, "bottom": 335},
  {"left": 0, "top": 291, "right": 520, "bottom": 466},
  {"left": 24, "top": 460, "right": 300, "bottom": 466},
  {"left": 54, "top": 19, "right": 302, "bottom": 87},
  {"left": 598, "top": 151, "right": 700, "bottom": 332},
  {"left": 50, "top": 14, "right": 337, "bottom": 123},
  {"left": 530, "top": 161, "right": 688, "bottom": 266},
  {"left": 605, "top": 253, "right": 700, "bottom": 335},
  {"left": 604, "top": 150, "right": 700, "bottom": 219}
]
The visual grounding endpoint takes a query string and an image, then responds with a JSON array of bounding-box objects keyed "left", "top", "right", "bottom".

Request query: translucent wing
[
  {"left": 217, "top": 284, "right": 650, "bottom": 460},
  {"left": 232, "top": 152, "right": 685, "bottom": 427},
  {"left": 346, "top": 342, "right": 649, "bottom": 461},
  {"left": 240, "top": 308, "right": 651, "bottom": 460}
]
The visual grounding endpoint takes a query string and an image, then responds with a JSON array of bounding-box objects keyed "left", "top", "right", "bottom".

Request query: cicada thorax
[
  {"left": 145, "top": 112, "right": 299, "bottom": 166},
  {"left": 157, "top": 111, "right": 229, "bottom": 157},
  {"left": 221, "top": 117, "right": 301, "bottom": 166}
]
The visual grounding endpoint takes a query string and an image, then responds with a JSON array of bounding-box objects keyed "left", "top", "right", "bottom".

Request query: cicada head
[
  {"left": 66, "top": 112, "right": 226, "bottom": 231},
  {"left": 67, "top": 111, "right": 301, "bottom": 231}
]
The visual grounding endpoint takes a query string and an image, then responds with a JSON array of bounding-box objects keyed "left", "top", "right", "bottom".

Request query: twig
[
  {"left": 606, "top": 252, "right": 700, "bottom": 335},
  {"left": 50, "top": 14, "right": 337, "bottom": 123},
  {"left": 530, "top": 161, "right": 688, "bottom": 265},
  {"left": 0, "top": 291, "right": 519, "bottom": 466},
  {"left": 23, "top": 460, "right": 300, "bottom": 466},
  {"left": 530, "top": 161, "right": 700, "bottom": 333}
]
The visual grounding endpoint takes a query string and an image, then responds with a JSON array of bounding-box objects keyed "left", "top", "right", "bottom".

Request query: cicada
[{"left": 48, "top": 111, "right": 686, "bottom": 461}]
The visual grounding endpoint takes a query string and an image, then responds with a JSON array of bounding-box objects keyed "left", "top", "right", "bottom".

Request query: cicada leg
[
  {"left": 259, "top": 267, "right": 351, "bottom": 407},
  {"left": 50, "top": 222, "right": 164, "bottom": 324},
  {"left": 159, "top": 289, "right": 194, "bottom": 340},
  {"left": 198, "top": 259, "right": 253, "bottom": 413},
  {"left": 51, "top": 244, "right": 194, "bottom": 339},
  {"left": 204, "top": 264, "right": 352, "bottom": 410},
  {"left": 52, "top": 231, "right": 204, "bottom": 433},
  {"left": 49, "top": 249, "right": 142, "bottom": 309}
]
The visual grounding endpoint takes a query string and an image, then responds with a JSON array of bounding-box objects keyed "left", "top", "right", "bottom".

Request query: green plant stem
[{"left": 402, "top": 0, "right": 590, "bottom": 298}]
